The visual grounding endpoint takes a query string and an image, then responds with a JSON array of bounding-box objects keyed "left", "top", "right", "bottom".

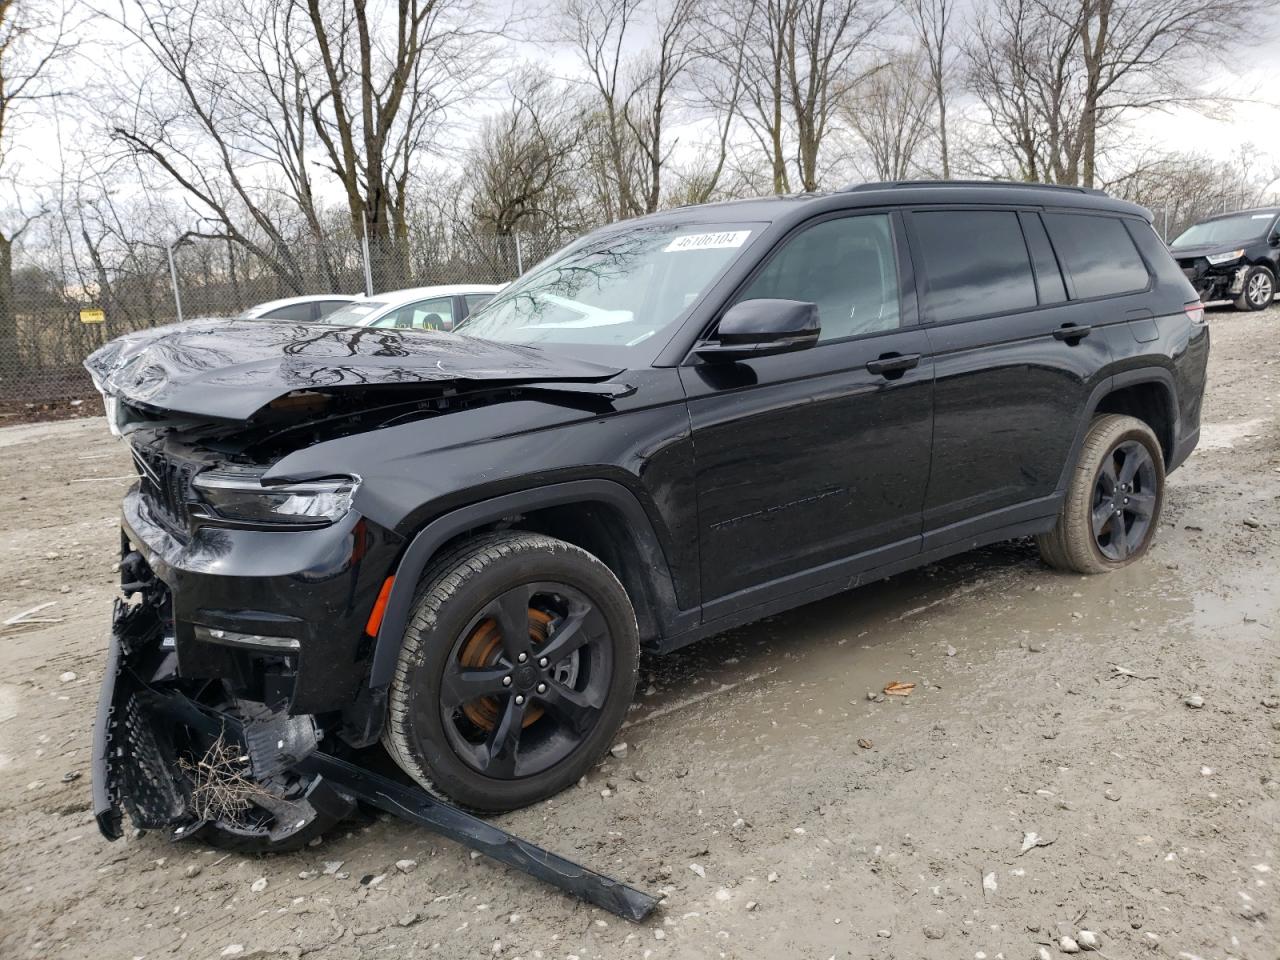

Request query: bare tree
[
  {"left": 1, "top": 0, "right": 76, "bottom": 366},
  {"left": 906, "top": 0, "right": 954, "bottom": 178},
  {"left": 725, "top": 0, "right": 892, "bottom": 194},
  {"left": 299, "top": 0, "right": 495, "bottom": 289},
  {"left": 841, "top": 51, "right": 935, "bottom": 181}
]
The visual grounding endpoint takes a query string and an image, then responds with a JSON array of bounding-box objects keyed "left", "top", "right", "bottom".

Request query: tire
[
  {"left": 1037, "top": 414, "right": 1166, "bottom": 575},
  {"left": 383, "top": 531, "right": 639, "bottom": 812},
  {"left": 1234, "top": 265, "right": 1275, "bottom": 311}
]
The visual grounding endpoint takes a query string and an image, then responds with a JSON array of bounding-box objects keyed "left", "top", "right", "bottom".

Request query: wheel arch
[
  {"left": 1057, "top": 369, "right": 1180, "bottom": 496},
  {"left": 368, "top": 479, "right": 692, "bottom": 689}
]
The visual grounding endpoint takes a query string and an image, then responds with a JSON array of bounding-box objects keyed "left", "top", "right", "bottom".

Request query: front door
[{"left": 680, "top": 211, "right": 934, "bottom": 620}]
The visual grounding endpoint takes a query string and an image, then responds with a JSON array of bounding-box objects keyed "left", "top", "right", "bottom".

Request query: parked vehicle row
[
  {"left": 86, "top": 180, "right": 1209, "bottom": 853},
  {"left": 236, "top": 285, "right": 503, "bottom": 329}
]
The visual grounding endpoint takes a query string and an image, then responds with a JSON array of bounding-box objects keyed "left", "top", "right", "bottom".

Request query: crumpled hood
[{"left": 84, "top": 317, "right": 622, "bottom": 421}]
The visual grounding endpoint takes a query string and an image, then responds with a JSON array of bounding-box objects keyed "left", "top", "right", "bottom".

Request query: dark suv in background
[
  {"left": 1170, "top": 207, "right": 1280, "bottom": 310},
  {"left": 87, "top": 181, "right": 1209, "bottom": 852}
]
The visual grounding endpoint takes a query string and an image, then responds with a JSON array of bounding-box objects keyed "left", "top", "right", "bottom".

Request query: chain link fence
[{"left": 0, "top": 229, "right": 568, "bottom": 411}]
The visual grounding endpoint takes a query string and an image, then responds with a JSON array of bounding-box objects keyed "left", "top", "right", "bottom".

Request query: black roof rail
[{"left": 839, "top": 179, "right": 1108, "bottom": 197}]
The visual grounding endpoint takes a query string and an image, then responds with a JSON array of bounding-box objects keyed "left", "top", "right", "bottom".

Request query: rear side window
[
  {"left": 262, "top": 302, "right": 315, "bottom": 322},
  {"left": 1125, "top": 220, "right": 1197, "bottom": 292},
  {"left": 912, "top": 210, "right": 1038, "bottom": 323},
  {"left": 1043, "top": 213, "right": 1150, "bottom": 299}
]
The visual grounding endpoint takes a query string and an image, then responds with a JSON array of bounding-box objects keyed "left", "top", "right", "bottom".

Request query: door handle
[
  {"left": 1053, "top": 323, "right": 1092, "bottom": 342},
  {"left": 866, "top": 353, "right": 921, "bottom": 377}
]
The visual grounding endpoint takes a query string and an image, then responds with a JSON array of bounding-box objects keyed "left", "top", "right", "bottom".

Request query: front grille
[{"left": 131, "top": 444, "right": 198, "bottom": 530}]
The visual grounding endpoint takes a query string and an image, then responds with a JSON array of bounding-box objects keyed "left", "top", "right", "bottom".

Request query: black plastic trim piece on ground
[{"left": 295, "top": 752, "right": 660, "bottom": 922}]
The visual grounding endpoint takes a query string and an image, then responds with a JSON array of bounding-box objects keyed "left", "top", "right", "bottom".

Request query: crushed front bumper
[{"left": 91, "top": 549, "right": 659, "bottom": 921}]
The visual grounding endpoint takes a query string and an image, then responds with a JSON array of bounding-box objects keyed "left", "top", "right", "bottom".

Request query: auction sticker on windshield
[{"left": 664, "top": 230, "right": 752, "bottom": 253}]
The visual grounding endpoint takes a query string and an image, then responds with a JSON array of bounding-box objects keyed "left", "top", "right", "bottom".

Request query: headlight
[
  {"left": 192, "top": 470, "right": 359, "bottom": 527},
  {"left": 1205, "top": 249, "right": 1245, "bottom": 265}
]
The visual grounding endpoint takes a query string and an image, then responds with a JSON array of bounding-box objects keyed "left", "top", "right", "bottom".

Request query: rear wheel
[
  {"left": 383, "top": 532, "right": 639, "bottom": 811},
  {"left": 1234, "top": 265, "right": 1274, "bottom": 311},
  {"left": 1037, "top": 414, "right": 1165, "bottom": 574}
]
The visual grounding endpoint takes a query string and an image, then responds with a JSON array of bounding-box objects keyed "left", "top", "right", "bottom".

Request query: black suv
[
  {"left": 87, "top": 181, "right": 1209, "bottom": 851},
  {"left": 1170, "top": 206, "right": 1280, "bottom": 310}
]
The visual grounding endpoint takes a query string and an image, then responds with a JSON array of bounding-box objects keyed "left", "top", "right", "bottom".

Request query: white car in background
[
  {"left": 319, "top": 284, "right": 505, "bottom": 331},
  {"left": 238, "top": 294, "right": 358, "bottom": 322}
]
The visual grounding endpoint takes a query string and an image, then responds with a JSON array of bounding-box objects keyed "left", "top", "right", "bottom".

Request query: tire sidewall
[
  {"left": 1239, "top": 266, "right": 1274, "bottom": 311},
  {"left": 1080, "top": 421, "right": 1165, "bottom": 570},
  {"left": 394, "top": 539, "right": 638, "bottom": 811}
]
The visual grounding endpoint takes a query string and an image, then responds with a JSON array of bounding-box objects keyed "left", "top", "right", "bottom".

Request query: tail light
[{"left": 1184, "top": 300, "right": 1206, "bottom": 324}]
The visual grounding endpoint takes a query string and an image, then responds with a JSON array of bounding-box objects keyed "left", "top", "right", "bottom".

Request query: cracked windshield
[{"left": 457, "top": 223, "right": 761, "bottom": 360}]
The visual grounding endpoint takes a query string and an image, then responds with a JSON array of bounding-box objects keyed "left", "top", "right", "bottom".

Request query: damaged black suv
[
  {"left": 88, "top": 181, "right": 1209, "bottom": 852},
  {"left": 1170, "top": 206, "right": 1280, "bottom": 310}
]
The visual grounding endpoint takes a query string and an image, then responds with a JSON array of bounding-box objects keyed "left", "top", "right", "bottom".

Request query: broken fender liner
[
  {"left": 296, "top": 753, "right": 660, "bottom": 922},
  {"left": 92, "top": 601, "right": 658, "bottom": 921}
]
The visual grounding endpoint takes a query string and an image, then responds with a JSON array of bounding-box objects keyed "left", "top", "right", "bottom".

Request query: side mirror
[{"left": 695, "top": 299, "right": 820, "bottom": 362}]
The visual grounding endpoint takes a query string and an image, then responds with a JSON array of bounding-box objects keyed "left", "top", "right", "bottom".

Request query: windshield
[
  {"left": 455, "top": 222, "right": 761, "bottom": 362},
  {"left": 317, "top": 300, "right": 386, "bottom": 325},
  {"left": 1173, "top": 212, "right": 1276, "bottom": 247}
]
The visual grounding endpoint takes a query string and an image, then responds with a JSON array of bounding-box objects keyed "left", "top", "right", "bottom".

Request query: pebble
[
  {"left": 1077, "top": 930, "right": 1102, "bottom": 950},
  {"left": 714, "top": 888, "right": 731, "bottom": 902},
  {"left": 1243, "top": 516, "right": 1261, "bottom": 528},
  {"left": 923, "top": 925, "right": 945, "bottom": 940},
  {"left": 946, "top": 645, "right": 957, "bottom": 657},
  {"left": 250, "top": 878, "right": 268, "bottom": 893},
  {"left": 745, "top": 901, "right": 758, "bottom": 911},
  {"left": 654, "top": 929, "right": 666, "bottom": 940},
  {"left": 322, "top": 861, "right": 344, "bottom": 875},
  {"left": 1027, "top": 641, "right": 1045, "bottom": 653},
  {"left": 395, "top": 859, "right": 417, "bottom": 873},
  {"left": 1059, "top": 935, "right": 1080, "bottom": 953},
  {"left": 609, "top": 742, "right": 629, "bottom": 758},
  {"left": 1261, "top": 697, "right": 1279, "bottom": 710},
  {"left": 491, "top": 940, "right": 503, "bottom": 955},
  {"left": 1184, "top": 695, "right": 1204, "bottom": 709},
  {"left": 59, "top": 671, "right": 77, "bottom": 683},
  {"left": 185, "top": 864, "right": 202, "bottom": 878},
  {"left": 689, "top": 863, "right": 705, "bottom": 878},
  {"left": 767, "top": 871, "right": 778, "bottom": 883},
  {"left": 875, "top": 929, "right": 891, "bottom": 938},
  {"left": 1037, "top": 948, "right": 1052, "bottom": 960},
  {"left": 1238, "top": 902, "right": 1266, "bottom": 921},
  {"left": 221, "top": 947, "right": 244, "bottom": 958},
  {"left": 1104, "top": 788, "right": 1121, "bottom": 802}
]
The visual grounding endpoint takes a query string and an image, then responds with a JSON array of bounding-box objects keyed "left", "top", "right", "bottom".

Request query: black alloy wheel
[
  {"left": 1090, "top": 439, "right": 1158, "bottom": 561},
  {"left": 441, "top": 582, "right": 613, "bottom": 779}
]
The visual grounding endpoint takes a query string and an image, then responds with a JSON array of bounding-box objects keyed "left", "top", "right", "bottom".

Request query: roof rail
[{"left": 839, "top": 179, "right": 1108, "bottom": 197}]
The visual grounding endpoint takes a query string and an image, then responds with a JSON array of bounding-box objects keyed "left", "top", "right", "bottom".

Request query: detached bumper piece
[{"left": 91, "top": 595, "right": 658, "bottom": 921}]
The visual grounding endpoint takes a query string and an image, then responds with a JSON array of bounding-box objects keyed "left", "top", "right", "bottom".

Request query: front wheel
[
  {"left": 1234, "top": 265, "right": 1275, "bottom": 311},
  {"left": 1037, "top": 414, "right": 1166, "bottom": 574},
  {"left": 383, "top": 532, "right": 639, "bottom": 811}
]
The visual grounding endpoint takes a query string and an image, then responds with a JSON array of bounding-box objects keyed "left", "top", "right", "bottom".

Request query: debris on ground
[
  {"left": 883, "top": 681, "right": 915, "bottom": 697},
  {"left": 1018, "top": 831, "right": 1054, "bottom": 855}
]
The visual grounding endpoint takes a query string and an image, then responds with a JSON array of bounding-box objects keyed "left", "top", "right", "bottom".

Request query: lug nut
[
  {"left": 536, "top": 682, "right": 547, "bottom": 694},
  {"left": 515, "top": 695, "right": 525, "bottom": 705},
  {"left": 517, "top": 652, "right": 528, "bottom": 663},
  {"left": 502, "top": 676, "right": 512, "bottom": 686},
  {"left": 539, "top": 657, "right": 548, "bottom": 667}
]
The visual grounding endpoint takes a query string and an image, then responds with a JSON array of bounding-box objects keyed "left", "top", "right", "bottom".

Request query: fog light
[{"left": 194, "top": 624, "right": 300, "bottom": 652}]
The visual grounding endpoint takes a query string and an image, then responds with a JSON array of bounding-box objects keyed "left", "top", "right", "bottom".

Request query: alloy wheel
[
  {"left": 439, "top": 582, "right": 613, "bottom": 779},
  {"left": 1091, "top": 440, "right": 1158, "bottom": 561},
  {"left": 1247, "top": 271, "right": 1273, "bottom": 308}
]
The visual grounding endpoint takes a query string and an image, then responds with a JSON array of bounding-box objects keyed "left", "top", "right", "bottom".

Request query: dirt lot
[{"left": 1, "top": 308, "right": 1277, "bottom": 960}]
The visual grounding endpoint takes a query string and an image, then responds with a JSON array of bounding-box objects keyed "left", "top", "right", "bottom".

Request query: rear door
[
  {"left": 681, "top": 210, "right": 935, "bottom": 617},
  {"left": 906, "top": 207, "right": 1117, "bottom": 546}
]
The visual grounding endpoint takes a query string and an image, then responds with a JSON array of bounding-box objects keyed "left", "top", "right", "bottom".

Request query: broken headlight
[
  {"left": 1205, "top": 248, "right": 1245, "bottom": 265},
  {"left": 192, "top": 471, "right": 359, "bottom": 527}
]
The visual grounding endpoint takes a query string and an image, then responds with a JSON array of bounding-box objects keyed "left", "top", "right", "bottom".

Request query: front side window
[
  {"left": 913, "top": 210, "right": 1038, "bottom": 323},
  {"left": 736, "top": 214, "right": 900, "bottom": 341},
  {"left": 1043, "top": 213, "right": 1149, "bottom": 300},
  {"left": 372, "top": 297, "right": 455, "bottom": 330},
  {"left": 456, "top": 222, "right": 761, "bottom": 363}
]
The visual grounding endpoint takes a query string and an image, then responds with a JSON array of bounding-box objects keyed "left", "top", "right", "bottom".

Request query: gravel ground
[{"left": 1, "top": 308, "right": 1277, "bottom": 960}]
